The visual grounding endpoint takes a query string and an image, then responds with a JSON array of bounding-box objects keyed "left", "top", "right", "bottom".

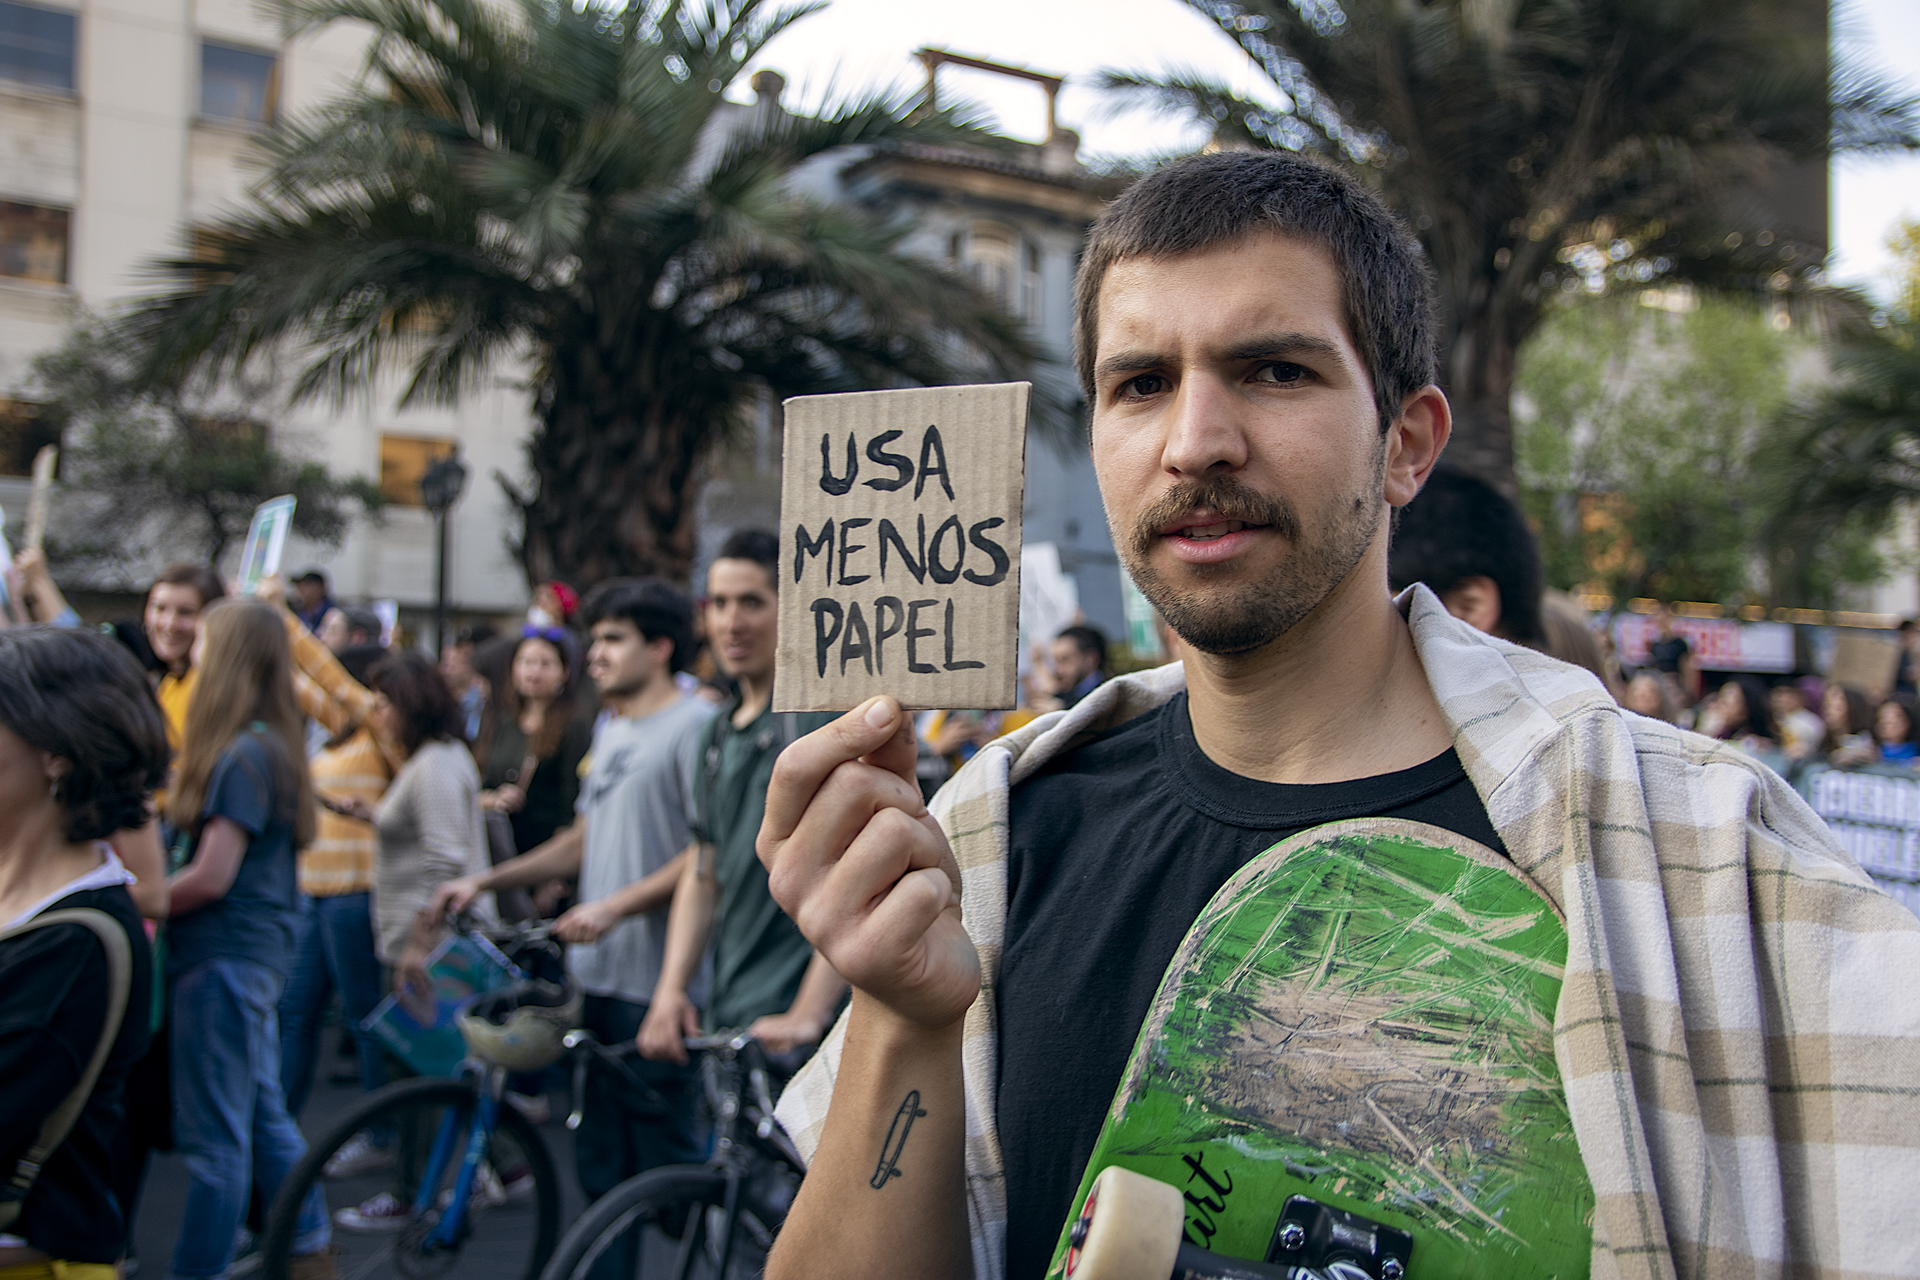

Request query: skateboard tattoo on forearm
[{"left": 870, "top": 1091, "right": 929, "bottom": 1189}]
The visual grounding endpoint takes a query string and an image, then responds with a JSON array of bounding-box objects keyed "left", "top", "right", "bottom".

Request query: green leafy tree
[
  {"left": 18, "top": 318, "right": 383, "bottom": 580},
  {"left": 1100, "top": 0, "right": 1918, "bottom": 493},
  {"left": 123, "top": 0, "right": 1047, "bottom": 586},
  {"left": 1515, "top": 293, "right": 1886, "bottom": 607},
  {"left": 1758, "top": 322, "right": 1920, "bottom": 605}
]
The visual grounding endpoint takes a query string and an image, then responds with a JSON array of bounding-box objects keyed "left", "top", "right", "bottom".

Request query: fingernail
[{"left": 864, "top": 698, "right": 893, "bottom": 729}]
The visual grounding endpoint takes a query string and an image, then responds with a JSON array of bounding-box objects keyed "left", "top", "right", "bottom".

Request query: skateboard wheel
[{"left": 1064, "top": 1166, "right": 1184, "bottom": 1280}]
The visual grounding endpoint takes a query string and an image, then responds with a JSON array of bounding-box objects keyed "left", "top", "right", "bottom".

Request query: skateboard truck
[
  {"left": 1064, "top": 1168, "right": 1413, "bottom": 1280},
  {"left": 1267, "top": 1196, "right": 1412, "bottom": 1280}
]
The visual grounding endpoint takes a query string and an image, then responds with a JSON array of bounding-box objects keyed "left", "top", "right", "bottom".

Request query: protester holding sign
[
  {"left": 760, "top": 150, "right": 1920, "bottom": 1280},
  {"left": 144, "top": 565, "right": 227, "bottom": 755}
]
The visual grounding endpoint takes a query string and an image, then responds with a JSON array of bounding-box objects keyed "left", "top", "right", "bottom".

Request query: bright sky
[{"left": 744, "top": 0, "right": 1919, "bottom": 304}]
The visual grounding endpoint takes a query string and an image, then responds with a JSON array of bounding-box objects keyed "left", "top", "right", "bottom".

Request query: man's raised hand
[{"left": 757, "top": 696, "right": 980, "bottom": 1033}]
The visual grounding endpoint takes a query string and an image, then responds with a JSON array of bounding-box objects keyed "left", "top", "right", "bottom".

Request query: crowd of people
[{"left": 0, "top": 524, "right": 1109, "bottom": 1280}]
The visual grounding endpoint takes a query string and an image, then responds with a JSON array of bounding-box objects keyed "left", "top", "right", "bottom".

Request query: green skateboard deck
[{"left": 1047, "top": 818, "right": 1593, "bottom": 1280}]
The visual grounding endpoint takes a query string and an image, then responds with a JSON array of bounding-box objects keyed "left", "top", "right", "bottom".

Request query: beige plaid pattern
[{"left": 775, "top": 586, "right": 1920, "bottom": 1280}]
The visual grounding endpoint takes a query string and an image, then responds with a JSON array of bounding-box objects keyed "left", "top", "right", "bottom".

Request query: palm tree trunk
[
  {"left": 518, "top": 358, "right": 705, "bottom": 588},
  {"left": 1436, "top": 279, "right": 1524, "bottom": 500}
]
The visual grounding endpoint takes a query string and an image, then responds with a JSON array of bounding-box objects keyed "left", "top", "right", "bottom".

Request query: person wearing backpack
[
  {"left": 0, "top": 627, "right": 169, "bottom": 1279},
  {"left": 162, "top": 602, "right": 334, "bottom": 1280}
]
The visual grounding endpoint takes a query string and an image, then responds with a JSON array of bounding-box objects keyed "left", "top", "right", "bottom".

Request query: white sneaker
[
  {"left": 323, "top": 1132, "right": 394, "bottom": 1179},
  {"left": 334, "top": 1191, "right": 413, "bottom": 1233},
  {"left": 504, "top": 1091, "right": 550, "bottom": 1125}
]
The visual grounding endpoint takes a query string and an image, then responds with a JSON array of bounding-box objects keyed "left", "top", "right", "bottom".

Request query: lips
[{"left": 1168, "top": 519, "right": 1253, "bottom": 541}]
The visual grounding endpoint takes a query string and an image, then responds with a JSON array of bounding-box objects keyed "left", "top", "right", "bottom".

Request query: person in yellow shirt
[{"left": 144, "top": 565, "right": 227, "bottom": 753}]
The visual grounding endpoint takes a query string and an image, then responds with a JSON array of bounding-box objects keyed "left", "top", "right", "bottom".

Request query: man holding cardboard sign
[{"left": 761, "top": 150, "right": 1920, "bottom": 1280}]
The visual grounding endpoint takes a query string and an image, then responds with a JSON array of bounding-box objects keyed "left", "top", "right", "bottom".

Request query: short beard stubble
[{"left": 1122, "top": 453, "right": 1385, "bottom": 656}]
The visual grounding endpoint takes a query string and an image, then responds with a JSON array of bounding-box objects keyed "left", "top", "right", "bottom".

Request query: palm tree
[
  {"left": 125, "top": 0, "right": 1045, "bottom": 585},
  {"left": 1760, "top": 325, "right": 1920, "bottom": 605},
  {"left": 1101, "top": 0, "right": 1918, "bottom": 494}
]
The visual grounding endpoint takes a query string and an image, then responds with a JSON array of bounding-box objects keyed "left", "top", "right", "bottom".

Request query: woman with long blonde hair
[{"left": 162, "top": 600, "right": 333, "bottom": 1280}]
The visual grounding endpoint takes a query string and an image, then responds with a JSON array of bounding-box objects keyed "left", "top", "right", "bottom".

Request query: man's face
[
  {"left": 440, "top": 641, "right": 476, "bottom": 689},
  {"left": 706, "top": 558, "right": 777, "bottom": 683},
  {"left": 587, "top": 618, "right": 668, "bottom": 698},
  {"left": 1051, "top": 637, "right": 1096, "bottom": 689},
  {"left": 145, "top": 583, "right": 206, "bottom": 669},
  {"left": 295, "top": 579, "right": 327, "bottom": 611},
  {"left": 1088, "top": 231, "right": 1414, "bottom": 655}
]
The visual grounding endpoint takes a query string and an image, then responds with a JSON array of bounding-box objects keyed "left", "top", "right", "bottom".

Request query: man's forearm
[
  {"left": 648, "top": 848, "right": 715, "bottom": 999},
  {"left": 601, "top": 848, "right": 696, "bottom": 926},
  {"left": 786, "top": 950, "right": 849, "bottom": 1028},
  {"left": 767, "top": 996, "right": 969, "bottom": 1280},
  {"left": 483, "top": 821, "right": 585, "bottom": 890}
]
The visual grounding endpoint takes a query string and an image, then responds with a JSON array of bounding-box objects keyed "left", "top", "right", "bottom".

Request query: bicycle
[
  {"left": 259, "top": 919, "right": 666, "bottom": 1280},
  {"left": 538, "top": 1031, "right": 808, "bottom": 1280}
]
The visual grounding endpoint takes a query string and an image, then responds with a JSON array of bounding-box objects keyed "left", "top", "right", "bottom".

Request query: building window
[
  {"left": 200, "top": 40, "right": 278, "bottom": 126},
  {"left": 0, "top": 201, "right": 70, "bottom": 285},
  {"left": 0, "top": 1, "right": 75, "bottom": 94},
  {"left": 0, "top": 399, "right": 59, "bottom": 478},
  {"left": 961, "top": 221, "right": 1040, "bottom": 323},
  {"left": 379, "top": 434, "right": 455, "bottom": 507}
]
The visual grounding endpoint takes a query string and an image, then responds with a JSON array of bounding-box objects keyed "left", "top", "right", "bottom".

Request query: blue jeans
[
  {"left": 576, "top": 994, "right": 704, "bottom": 1280},
  {"left": 278, "top": 892, "right": 387, "bottom": 1116},
  {"left": 169, "top": 958, "right": 330, "bottom": 1280}
]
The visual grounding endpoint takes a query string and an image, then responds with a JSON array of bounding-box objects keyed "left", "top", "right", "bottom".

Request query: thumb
[{"left": 856, "top": 696, "right": 921, "bottom": 786}]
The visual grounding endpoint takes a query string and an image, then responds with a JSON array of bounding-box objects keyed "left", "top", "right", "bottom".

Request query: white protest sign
[
  {"left": 237, "top": 495, "right": 297, "bottom": 594},
  {"left": 23, "top": 444, "right": 56, "bottom": 551},
  {"left": 775, "top": 383, "right": 1028, "bottom": 713}
]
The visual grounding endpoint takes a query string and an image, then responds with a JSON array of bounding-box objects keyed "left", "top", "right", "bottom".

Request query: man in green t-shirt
[{"left": 638, "top": 529, "right": 846, "bottom": 1063}]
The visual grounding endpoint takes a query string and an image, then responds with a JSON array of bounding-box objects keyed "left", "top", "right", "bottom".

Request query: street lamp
[{"left": 419, "top": 447, "right": 468, "bottom": 654}]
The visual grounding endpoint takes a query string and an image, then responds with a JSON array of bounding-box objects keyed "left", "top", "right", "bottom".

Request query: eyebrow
[{"left": 1092, "top": 331, "right": 1347, "bottom": 383}]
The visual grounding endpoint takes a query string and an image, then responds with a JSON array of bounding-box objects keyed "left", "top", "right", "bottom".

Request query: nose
[{"left": 1159, "top": 373, "right": 1250, "bottom": 481}]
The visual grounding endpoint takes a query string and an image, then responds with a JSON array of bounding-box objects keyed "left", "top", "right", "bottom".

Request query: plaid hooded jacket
[{"left": 775, "top": 586, "right": 1920, "bottom": 1280}]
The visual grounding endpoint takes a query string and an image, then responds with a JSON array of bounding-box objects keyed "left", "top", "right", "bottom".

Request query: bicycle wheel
[
  {"left": 540, "top": 1164, "right": 778, "bottom": 1280},
  {"left": 261, "top": 1076, "right": 561, "bottom": 1280}
]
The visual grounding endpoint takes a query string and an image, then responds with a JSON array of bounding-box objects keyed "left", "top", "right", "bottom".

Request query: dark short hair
[
  {"left": 1056, "top": 624, "right": 1109, "bottom": 669},
  {"left": 714, "top": 528, "right": 779, "bottom": 589},
  {"left": 147, "top": 562, "right": 226, "bottom": 609},
  {"left": 1073, "top": 150, "right": 1437, "bottom": 432},
  {"left": 293, "top": 569, "right": 328, "bottom": 587},
  {"left": 580, "top": 578, "right": 695, "bottom": 673},
  {"left": 0, "top": 627, "right": 171, "bottom": 841},
  {"left": 368, "top": 650, "right": 465, "bottom": 753},
  {"left": 1388, "top": 464, "right": 1545, "bottom": 645},
  {"left": 342, "top": 607, "right": 383, "bottom": 641},
  {"left": 454, "top": 621, "right": 499, "bottom": 648}
]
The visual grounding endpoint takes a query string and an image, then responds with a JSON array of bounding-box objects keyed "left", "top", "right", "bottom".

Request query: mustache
[{"left": 1130, "top": 477, "right": 1300, "bottom": 558}]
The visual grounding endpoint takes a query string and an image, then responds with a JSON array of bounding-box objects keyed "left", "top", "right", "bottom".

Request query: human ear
[{"left": 1383, "top": 385, "right": 1451, "bottom": 508}]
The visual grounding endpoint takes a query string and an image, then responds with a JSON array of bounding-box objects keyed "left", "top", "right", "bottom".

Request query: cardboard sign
[
  {"left": 236, "top": 494, "right": 296, "bottom": 594},
  {"left": 23, "top": 444, "right": 56, "bottom": 551},
  {"left": 774, "top": 383, "right": 1028, "bottom": 713},
  {"left": 1829, "top": 629, "right": 1903, "bottom": 700}
]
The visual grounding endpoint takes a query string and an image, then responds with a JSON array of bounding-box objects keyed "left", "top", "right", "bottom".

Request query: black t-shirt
[
  {"left": 996, "top": 693, "right": 1505, "bottom": 1280},
  {"left": 0, "top": 883, "right": 152, "bottom": 1262}
]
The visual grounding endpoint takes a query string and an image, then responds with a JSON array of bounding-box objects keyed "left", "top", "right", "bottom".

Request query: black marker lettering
[
  {"left": 869, "top": 1091, "right": 928, "bottom": 1190},
  {"left": 811, "top": 599, "right": 843, "bottom": 677},
  {"left": 837, "top": 517, "right": 872, "bottom": 586},
  {"left": 793, "top": 521, "right": 834, "bottom": 586},
  {"left": 819, "top": 433, "right": 857, "bottom": 495},
  {"left": 962, "top": 517, "right": 1010, "bottom": 586},
  {"left": 878, "top": 516, "right": 926, "bottom": 584},
  {"left": 905, "top": 600, "right": 938, "bottom": 674},
  {"left": 873, "top": 597, "right": 904, "bottom": 674},
  {"left": 1182, "top": 1152, "right": 1235, "bottom": 1198},
  {"left": 943, "top": 599, "right": 984, "bottom": 670},
  {"left": 863, "top": 429, "right": 914, "bottom": 491},
  {"left": 927, "top": 515, "right": 965, "bottom": 585},
  {"left": 914, "top": 424, "right": 954, "bottom": 501},
  {"left": 839, "top": 600, "right": 874, "bottom": 676}
]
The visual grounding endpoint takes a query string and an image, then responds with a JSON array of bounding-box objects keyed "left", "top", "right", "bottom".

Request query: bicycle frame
[{"left": 677, "top": 1032, "right": 808, "bottom": 1279}]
